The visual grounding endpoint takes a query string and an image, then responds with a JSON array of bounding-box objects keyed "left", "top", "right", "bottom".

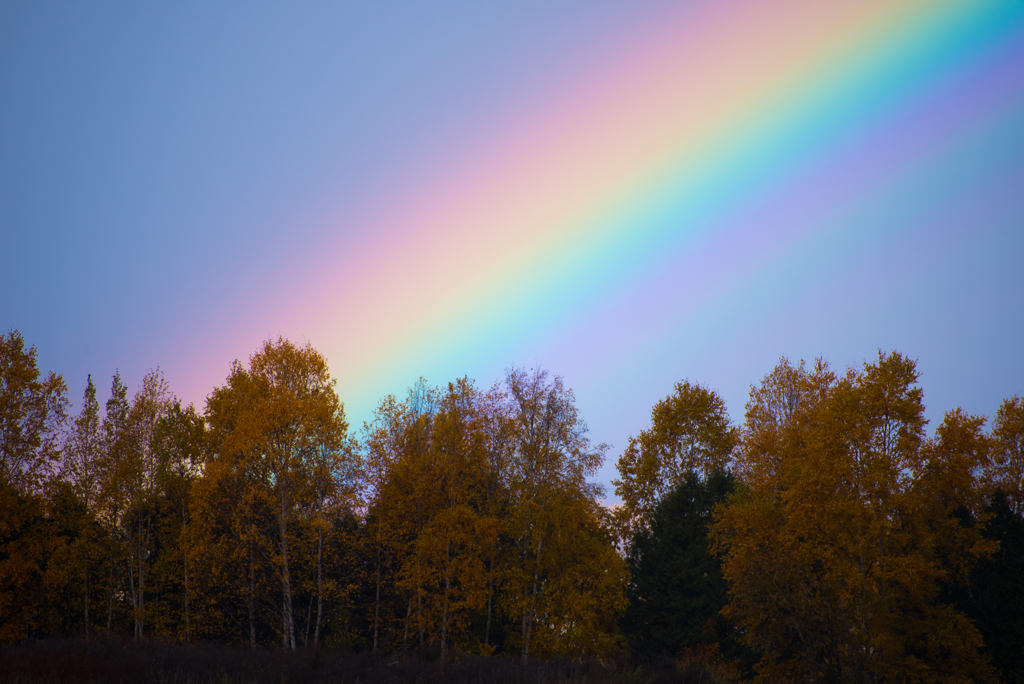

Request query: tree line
[{"left": 1, "top": 329, "right": 1021, "bottom": 682}]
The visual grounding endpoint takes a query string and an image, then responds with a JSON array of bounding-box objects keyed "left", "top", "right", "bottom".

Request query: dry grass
[{"left": 0, "top": 638, "right": 743, "bottom": 684}]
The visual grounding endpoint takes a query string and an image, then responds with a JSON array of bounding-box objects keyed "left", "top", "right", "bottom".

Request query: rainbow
[{"left": 252, "top": 0, "right": 1023, "bottom": 427}]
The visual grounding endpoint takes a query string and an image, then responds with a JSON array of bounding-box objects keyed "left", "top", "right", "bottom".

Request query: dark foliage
[
  {"left": 0, "top": 482, "right": 48, "bottom": 641},
  {"left": 622, "top": 471, "right": 747, "bottom": 666},
  {"left": 952, "top": 490, "right": 1024, "bottom": 684}
]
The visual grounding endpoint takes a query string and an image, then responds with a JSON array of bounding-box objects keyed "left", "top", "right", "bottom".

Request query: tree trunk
[
  {"left": 128, "top": 557, "right": 139, "bottom": 640},
  {"left": 440, "top": 540, "right": 451, "bottom": 661},
  {"left": 129, "top": 508, "right": 150, "bottom": 640},
  {"left": 304, "top": 592, "right": 314, "bottom": 647},
  {"left": 279, "top": 496, "right": 296, "bottom": 650},
  {"left": 373, "top": 544, "right": 381, "bottom": 653},
  {"left": 84, "top": 574, "right": 90, "bottom": 642},
  {"left": 403, "top": 595, "right": 413, "bottom": 654},
  {"left": 522, "top": 537, "right": 543, "bottom": 663},
  {"left": 314, "top": 525, "right": 323, "bottom": 646},
  {"left": 249, "top": 537, "right": 257, "bottom": 649},
  {"left": 141, "top": 510, "right": 149, "bottom": 639},
  {"left": 417, "top": 585, "right": 425, "bottom": 647},
  {"left": 182, "top": 502, "right": 190, "bottom": 643},
  {"left": 484, "top": 557, "right": 494, "bottom": 649},
  {"left": 138, "top": 529, "right": 146, "bottom": 639},
  {"left": 107, "top": 551, "right": 114, "bottom": 631}
]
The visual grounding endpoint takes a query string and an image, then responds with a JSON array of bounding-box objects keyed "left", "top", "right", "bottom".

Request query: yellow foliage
[{"left": 714, "top": 353, "right": 997, "bottom": 682}]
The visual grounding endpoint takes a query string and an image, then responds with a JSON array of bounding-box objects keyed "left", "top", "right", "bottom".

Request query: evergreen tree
[
  {"left": 623, "top": 470, "right": 742, "bottom": 662},
  {"left": 955, "top": 490, "right": 1024, "bottom": 684}
]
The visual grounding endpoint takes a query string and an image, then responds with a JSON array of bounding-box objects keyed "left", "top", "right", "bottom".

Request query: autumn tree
[
  {"left": 122, "top": 370, "right": 174, "bottom": 639},
  {"left": 714, "top": 353, "right": 996, "bottom": 682},
  {"left": 40, "top": 480, "right": 107, "bottom": 639},
  {"left": 0, "top": 330, "right": 68, "bottom": 493},
  {"left": 63, "top": 376, "right": 102, "bottom": 513},
  {"left": 302, "top": 407, "right": 358, "bottom": 647},
  {"left": 59, "top": 375, "right": 105, "bottom": 639},
  {"left": 474, "top": 384, "right": 516, "bottom": 652},
  {"left": 187, "top": 447, "right": 276, "bottom": 646},
  {"left": 206, "top": 337, "right": 352, "bottom": 650},
  {"left": 501, "top": 367, "right": 613, "bottom": 661},
  {"left": 520, "top": 491, "right": 627, "bottom": 657},
  {"left": 0, "top": 478, "right": 51, "bottom": 641},
  {"left": 96, "top": 371, "right": 131, "bottom": 633},
  {"left": 989, "top": 395, "right": 1023, "bottom": 513},
  {"left": 361, "top": 371, "right": 624, "bottom": 659},
  {"left": 363, "top": 379, "right": 496, "bottom": 658},
  {"left": 0, "top": 331, "right": 68, "bottom": 641},
  {"left": 613, "top": 380, "right": 736, "bottom": 541},
  {"left": 362, "top": 384, "right": 433, "bottom": 653},
  {"left": 147, "top": 400, "right": 207, "bottom": 642}
]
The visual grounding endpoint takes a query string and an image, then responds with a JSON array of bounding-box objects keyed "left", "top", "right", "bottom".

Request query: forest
[{"left": 1, "top": 329, "right": 1022, "bottom": 684}]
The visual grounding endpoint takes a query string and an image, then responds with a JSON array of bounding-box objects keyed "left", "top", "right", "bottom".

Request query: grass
[{"left": 0, "top": 638, "right": 741, "bottom": 684}]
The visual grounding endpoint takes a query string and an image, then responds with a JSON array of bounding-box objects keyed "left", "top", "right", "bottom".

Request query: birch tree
[
  {"left": 502, "top": 367, "right": 606, "bottom": 661},
  {"left": 61, "top": 375, "right": 103, "bottom": 639},
  {"left": 714, "top": 353, "right": 996, "bottom": 682},
  {"left": 613, "top": 380, "right": 736, "bottom": 541},
  {"left": 0, "top": 330, "right": 67, "bottom": 493},
  {"left": 206, "top": 337, "right": 350, "bottom": 650}
]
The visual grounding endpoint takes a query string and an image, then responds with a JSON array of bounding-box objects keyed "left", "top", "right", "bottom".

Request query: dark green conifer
[{"left": 622, "top": 470, "right": 745, "bottom": 663}]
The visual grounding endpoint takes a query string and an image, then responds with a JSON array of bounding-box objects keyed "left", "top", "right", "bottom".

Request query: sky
[{"left": 2, "top": 0, "right": 1023, "bottom": 499}]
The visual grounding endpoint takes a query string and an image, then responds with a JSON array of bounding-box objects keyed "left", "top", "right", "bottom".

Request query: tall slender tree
[
  {"left": 990, "top": 396, "right": 1024, "bottom": 514},
  {"left": 151, "top": 400, "right": 206, "bottom": 642},
  {"left": 98, "top": 371, "right": 131, "bottom": 633},
  {"left": 206, "top": 338, "right": 351, "bottom": 650},
  {"left": 0, "top": 330, "right": 68, "bottom": 493},
  {"left": 123, "top": 370, "right": 173, "bottom": 639},
  {"left": 62, "top": 375, "right": 103, "bottom": 639},
  {"left": 502, "top": 367, "right": 606, "bottom": 661}
]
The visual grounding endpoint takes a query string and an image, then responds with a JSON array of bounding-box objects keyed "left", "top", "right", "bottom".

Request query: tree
[
  {"left": 501, "top": 367, "right": 608, "bottom": 661},
  {"left": 990, "top": 396, "right": 1023, "bottom": 514},
  {"left": 967, "top": 395, "right": 1024, "bottom": 683},
  {"left": 304, "top": 427, "right": 358, "bottom": 648},
  {"left": 474, "top": 383, "right": 516, "bottom": 652},
  {"left": 713, "top": 353, "right": 996, "bottom": 682},
  {"left": 623, "top": 470, "right": 743, "bottom": 662},
  {"left": 148, "top": 400, "right": 207, "bottom": 642},
  {"left": 613, "top": 381, "right": 736, "bottom": 541},
  {"left": 0, "top": 330, "right": 68, "bottom": 493},
  {"left": 362, "top": 382, "right": 434, "bottom": 653},
  {"left": 522, "top": 491, "right": 627, "bottom": 657},
  {"left": 97, "top": 371, "right": 131, "bottom": 633},
  {"left": 63, "top": 375, "right": 102, "bottom": 509},
  {"left": 60, "top": 375, "right": 104, "bottom": 639},
  {"left": 363, "top": 378, "right": 497, "bottom": 658},
  {"left": 41, "top": 480, "right": 107, "bottom": 639},
  {"left": 187, "top": 448, "right": 275, "bottom": 646},
  {"left": 944, "top": 490, "right": 1024, "bottom": 684},
  {"left": 123, "top": 369, "right": 174, "bottom": 640},
  {"left": 0, "top": 479, "right": 53, "bottom": 642},
  {"left": 417, "top": 380, "right": 501, "bottom": 658},
  {"left": 206, "top": 337, "right": 352, "bottom": 650},
  {"left": 86, "top": 369, "right": 175, "bottom": 640},
  {"left": 0, "top": 332, "right": 70, "bottom": 643},
  {"left": 360, "top": 371, "right": 623, "bottom": 659}
]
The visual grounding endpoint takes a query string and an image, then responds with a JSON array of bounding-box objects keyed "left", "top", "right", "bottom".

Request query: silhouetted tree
[{"left": 623, "top": 470, "right": 745, "bottom": 663}]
